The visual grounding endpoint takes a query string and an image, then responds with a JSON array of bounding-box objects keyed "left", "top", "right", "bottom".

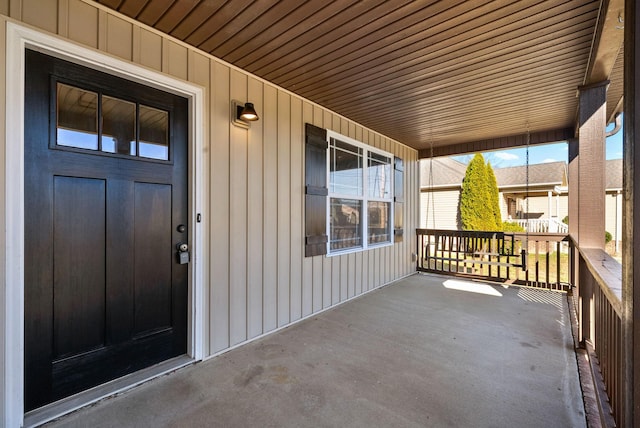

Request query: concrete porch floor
[{"left": 47, "top": 273, "right": 586, "bottom": 427}]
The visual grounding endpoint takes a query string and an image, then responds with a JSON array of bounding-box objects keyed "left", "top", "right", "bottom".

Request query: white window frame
[{"left": 326, "top": 130, "right": 393, "bottom": 255}]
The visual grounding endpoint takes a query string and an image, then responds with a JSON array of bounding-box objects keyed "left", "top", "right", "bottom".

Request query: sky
[{"left": 452, "top": 115, "right": 624, "bottom": 168}]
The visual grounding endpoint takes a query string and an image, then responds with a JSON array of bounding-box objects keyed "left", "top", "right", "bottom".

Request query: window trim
[{"left": 326, "top": 130, "right": 394, "bottom": 256}]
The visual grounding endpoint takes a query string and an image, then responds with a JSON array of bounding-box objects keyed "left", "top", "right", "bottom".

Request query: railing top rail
[
  {"left": 512, "top": 232, "right": 570, "bottom": 242},
  {"left": 417, "top": 229, "right": 511, "bottom": 239},
  {"left": 417, "top": 229, "right": 570, "bottom": 242},
  {"left": 580, "top": 247, "right": 622, "bottom": 316}
]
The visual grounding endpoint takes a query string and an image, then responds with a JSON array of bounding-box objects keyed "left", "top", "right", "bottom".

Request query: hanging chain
[
  {"left": 526, "top": 125, "right": 530, "bottom": 225},
  {"left": 525, "top": 123, "right": 530, "bottom": 267},
  {"left": 428, "top": 139, "right": 436, "bottom": 229}
]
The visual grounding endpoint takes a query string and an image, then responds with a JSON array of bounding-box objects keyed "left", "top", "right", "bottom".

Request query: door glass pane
[
  {"left": 57, "top": 83, "right": 99, "bottom": 150},
  {"left": 330, "top": 198, "right": 362, "bottom": 251},
  {"left": 101, "top": 95, "right": 136, "bottom": 155},
  {"left": 330, "top": 138, "right": 362, "bottom": 196},
  {"left": 368, "top": 201, "right": 391, "bottom": 244},
  {"left": 139, "top": 105, "right": 169, "bottom": 160},
  {"left": 368, "top": 152, "right": 391, "bottom": 199}
]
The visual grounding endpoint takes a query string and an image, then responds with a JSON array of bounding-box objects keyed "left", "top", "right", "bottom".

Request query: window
[
  {"left": 327, "top": 131, "right": 393, "bottom": 253},
  {"left": 56, "top": 82, "right": 170, "bottom": 161}
]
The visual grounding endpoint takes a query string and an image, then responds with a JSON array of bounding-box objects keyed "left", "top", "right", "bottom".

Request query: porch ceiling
[{"left": 97, "top": 0, "right": 624, "bottom": 156}]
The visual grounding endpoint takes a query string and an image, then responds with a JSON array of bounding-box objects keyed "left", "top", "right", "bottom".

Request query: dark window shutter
[
  {"left": 305, "top": 123, "right": 328, "bottom": 256},
  {"left": 394, "top": 157, "right": 404, "bottom": 243}
]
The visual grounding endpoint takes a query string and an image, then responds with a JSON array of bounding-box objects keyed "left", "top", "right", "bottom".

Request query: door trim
[{"left": 4, "top": 22, "right": 205, "bottom": 427}]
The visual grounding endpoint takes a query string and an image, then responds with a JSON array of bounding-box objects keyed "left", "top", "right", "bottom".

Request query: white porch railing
[{"left": 508, "top": 218, "right": 569, "bottom": 234}]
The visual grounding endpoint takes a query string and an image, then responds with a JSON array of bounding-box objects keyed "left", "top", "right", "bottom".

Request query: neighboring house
[
  {"left": 419, "top": 157, "right": 468, "bottom": 230},
  {"left": 605, "top": 159, "right": 623, "bottom": 253},
  {"left": 420, "top": 158, "right": 622, "bottom": 251},
  {"left": 493, "top": 161, "right": 568, "bottom": 229}
]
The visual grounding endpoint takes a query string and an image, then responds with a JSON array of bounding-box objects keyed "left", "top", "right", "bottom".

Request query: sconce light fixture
[{"left": 232, "top": 100, "right": 259, "bottom": 129}]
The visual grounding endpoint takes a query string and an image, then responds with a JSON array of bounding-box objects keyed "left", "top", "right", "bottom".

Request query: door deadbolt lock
[{"left": 176, "top": 242, "right": 190, "bottom": 264}]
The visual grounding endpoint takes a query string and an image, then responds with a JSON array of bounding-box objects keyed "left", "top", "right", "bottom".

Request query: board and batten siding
[{"left": 1, "top": 0, "right": 418, "bottom": 358}]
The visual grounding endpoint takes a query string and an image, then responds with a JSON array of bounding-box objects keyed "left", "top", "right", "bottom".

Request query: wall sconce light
[{"left": 232, "top": 100, "right": 259, "bottom": 129}]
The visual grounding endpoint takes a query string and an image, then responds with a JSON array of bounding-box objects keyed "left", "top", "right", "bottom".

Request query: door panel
[
  {"left": 134, "top": 182, "right": 173, "bottom": 335},
  {"left": 24, "top": 50, "right": 189, "bottom": 411},
  {"left": 53, "top": 176, "right": 107, "bottom": 358}
]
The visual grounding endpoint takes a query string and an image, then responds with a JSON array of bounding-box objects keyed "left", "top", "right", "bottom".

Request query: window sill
[{"left": 327, "top": 241, "right": 394, "bottom": 257}]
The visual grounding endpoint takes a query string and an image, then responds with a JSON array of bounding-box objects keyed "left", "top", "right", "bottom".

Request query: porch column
[
  {"left": 576, "top": 81, "right": 608, "bottom": 249},
  {"left": 623, "top": 0, "right": 640, "bottom": 425},
  {"left": 568, "top": 138, "right": 582, "bottom": 338},
  {"left": 570, "top": 82, "right": 608, "bottom": 349}
]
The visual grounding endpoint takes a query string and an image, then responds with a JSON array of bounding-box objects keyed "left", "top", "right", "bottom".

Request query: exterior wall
[
  {"left": 499, "top": 193, "right": 508, "bottom": 219},
  {"left": 0, "top": 0, "right": 418, "bottom": 413},
  {"left": 523, "top": 195, "right": 554, "bottom": 218},
  {"left": 556, "top": 195, "right": 569, "bottom": 220},
  {"left": 510, "top": 195, "right": 568, "bottom": 220},
  {"left": 606, "top": 191, "right": 622, "bottom": 246},
  {"left": 420, "top": 189, "right": 460, "bottom": 230}
]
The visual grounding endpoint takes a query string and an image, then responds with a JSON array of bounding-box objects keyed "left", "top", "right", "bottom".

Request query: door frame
[{"left": 3, "top": 22, "right": 205, "bottom": 426}]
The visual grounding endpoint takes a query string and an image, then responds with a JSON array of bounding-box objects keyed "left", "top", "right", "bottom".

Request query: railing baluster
[
  {"left": 536, "top": 241, "right": 540, "bottom": 286},
  {"left": 556, "top": 242, "right": 561, "bottom": 290},
  {"left": 545, "top": 240, "right": 550, "bottom": 288}
]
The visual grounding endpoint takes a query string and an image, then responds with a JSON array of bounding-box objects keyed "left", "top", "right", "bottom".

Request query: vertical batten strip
[
  {"left": 277, "top": 90, "right": 291, "bottom": 327},
  {"left": 262, "top": 84, "right": 278, "bottom": 333},
  {"left": 247, "top": 76, "right": 264, "bottom": 339},
  {"left": 97, "top": 8, "right": 107, "bottom": 51},
  {"left": 58, "top": 0, "right": 69, "bottom": 38},
  {"left": 210, "top": 62, "right": 231, "bottom": 353},
  {"left": 290, "top": 96, "right": 302, "bottom": 322},
  {"left": 229, "top": 70, "right": 248, "bottom": 346}
]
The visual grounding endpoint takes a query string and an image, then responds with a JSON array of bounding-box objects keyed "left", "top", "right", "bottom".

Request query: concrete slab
[{"left": 46, "top": 274, "right": 586, "bottom": 427}]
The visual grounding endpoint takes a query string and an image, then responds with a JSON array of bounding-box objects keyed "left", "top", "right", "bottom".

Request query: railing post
[
  {"left": 571, "top": 240, "right": 583, "bottom": 340},
  {"left": 579, "top": 254, "right": 595, "bottom": 346}
]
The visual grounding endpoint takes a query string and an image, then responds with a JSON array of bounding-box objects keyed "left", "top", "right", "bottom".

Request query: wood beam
[
  {"left": 584, "top": 0, "right": 625, "bottom": 85},
  {"left": 418, "top": 128, "right": 574, "bottom": 158}
]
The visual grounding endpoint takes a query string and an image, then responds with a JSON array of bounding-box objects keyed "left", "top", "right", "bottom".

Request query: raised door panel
[
  {"left": 53, "top": 176, "right": 107, "bottom": 358},
  {"left": 133, "top": 182, "right": 173, "bottom": 335}
]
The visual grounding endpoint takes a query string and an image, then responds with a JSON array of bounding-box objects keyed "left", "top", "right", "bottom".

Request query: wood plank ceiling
[{"left": 96, "top": 0, "right": 623, "bottom": 156}]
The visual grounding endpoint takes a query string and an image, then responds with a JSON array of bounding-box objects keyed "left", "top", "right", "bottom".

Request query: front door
[{"left": 24, "top": 50, "right": 189, "bottom": 411}]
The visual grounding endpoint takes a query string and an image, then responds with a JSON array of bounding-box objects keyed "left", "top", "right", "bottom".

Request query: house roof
[
  {"left": 421, "top": 158, "right": 624, "bottom": 191},
  {"left": 95, "top": 0, "right": 624, "bottom": 157},
  {"left": 421, "top": 159, "right": 567, "bottom": 189},
  {"left": 420, "top": 157, "right": 467, "bottom": 188},
  {"left": 493, "top": 162, "right": 567, "bottom": 187}
]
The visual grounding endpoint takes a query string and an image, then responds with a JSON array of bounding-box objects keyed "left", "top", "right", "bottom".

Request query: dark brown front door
[{"left": 24, "top": 50, "right": 189, "bottom": 411}]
